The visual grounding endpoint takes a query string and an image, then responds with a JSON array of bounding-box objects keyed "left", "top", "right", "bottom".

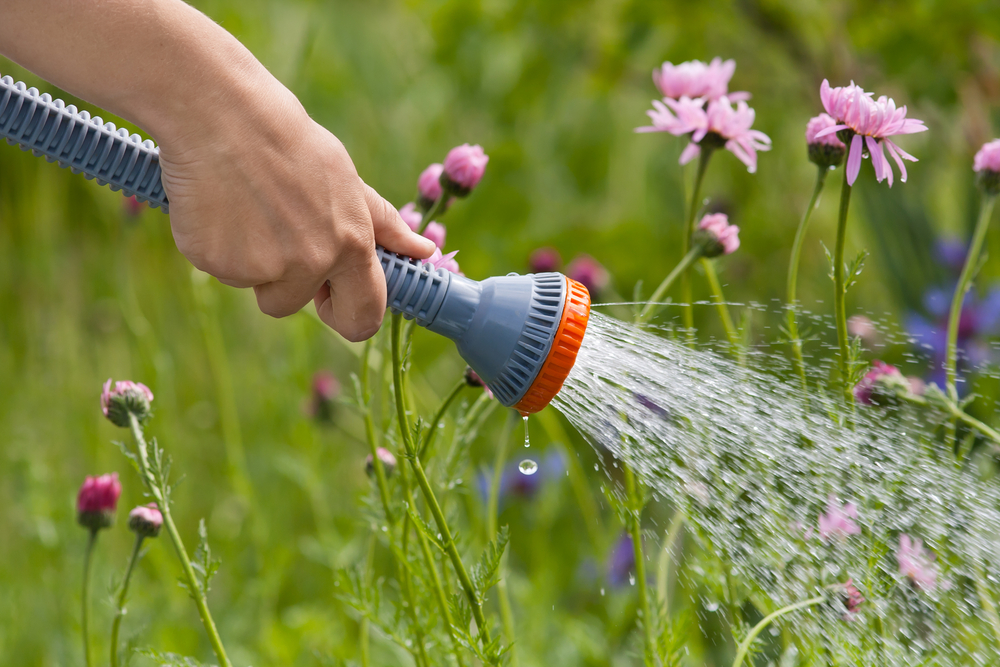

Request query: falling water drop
[
  {"left": 519, "top": 459, "right": 538, "bottom": 475},
  {"left": 600, "top": 587, "right": 605, "bottom": 596},
  {"left": 523, "top": 414, "right": 530, "bottom": 447},
  {"left": 629, "top": 573, "right": 636, "bottom": 586}
]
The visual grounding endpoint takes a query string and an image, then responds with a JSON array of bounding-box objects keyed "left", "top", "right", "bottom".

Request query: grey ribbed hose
[{"left": 0, "top": 75, "right": 168, "bottom": 211}]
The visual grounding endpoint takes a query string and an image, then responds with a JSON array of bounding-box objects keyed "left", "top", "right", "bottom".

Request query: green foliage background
[{"left": 2, "top": 0, "right": 1000, "bottom": 664}]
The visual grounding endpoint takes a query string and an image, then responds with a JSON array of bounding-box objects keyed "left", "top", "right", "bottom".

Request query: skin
[{"left": 0, "top": 0, "right": 435, "bottom": 341}]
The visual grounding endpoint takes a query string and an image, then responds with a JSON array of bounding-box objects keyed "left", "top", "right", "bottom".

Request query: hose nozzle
[{"left": 379, "top": 247, "right": 590, "bottom": 414}]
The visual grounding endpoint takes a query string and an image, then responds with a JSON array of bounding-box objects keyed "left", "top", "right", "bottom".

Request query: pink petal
[
  {"left": 847, "top": 134, "right": 864, "bottom": 186},
  {"left": 679, "top": 142, "right": 701, "bottom": 165},
  {"left": 884, "top": 141, "right": 910, "bottom": 183},
  {"left": 866, "top": 136, "right": 886, "bottom": 184},
  {"left": 814, "top": 124, "right": 849, "bottom": 139},
  {"left": 726, "top": 139, "right": 756, "bottom": 173}
]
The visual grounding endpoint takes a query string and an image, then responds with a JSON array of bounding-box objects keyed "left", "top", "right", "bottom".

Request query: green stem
[
  {"left": 902, "top": 392, "right": 1000, "bottom": 449},
  {"left": 681, "top": 148, "right": 714, "bottom": 333},
  {"left": 361, "top": 340, "right": 393, "bottom": 523},
  {"left": 360, "top": 533, "right": 376, "bottom": 667},
  {"left": 398, "top": 473, "right": 431, "bottom": 667},
  {"left": 127, "top": 413, "right": 232, "bottom": 667},
  {"left": 656, "top": 511, "right": 685, "bottom": 613},
  {"left": 420, "top": 193, "right": 448, "bottom": 231},
  {"left": 787, "top": 167, "right": 829, "bottom": 389},
  {"left": 623, "top": 465, "right": 657, "bottom": 665},
  {"left": 731, "top": 596, "right": 825, "bottom": 667},
  {"left": 497, "top": 574, "right": 518, "bottom": 667},
  {"left": 637, "top": 247, "right": 703, "bottom": 324},
  {"left": 488, "top": 413, "right": 520, "bottom": 666},
  {"left": 81, "top": 528, "right": 98, "bottom": 667},
  {"left": 975, "top": 563, "right": 1000, "bottom": 650},
  {"left": 419, "top": 379, "right": 467, "bottom": 461},
  {"left": 701, "top": 258, "right": 739, "bottom": 348},
  {"left": 110, "top": 533, "right": 145, "bottom": 667},
  {"left": 391, "top": 315, "right": 493, "bottom": 648},
  {"left": 833, "top": 168, "right": 854, "bottom": 403}
]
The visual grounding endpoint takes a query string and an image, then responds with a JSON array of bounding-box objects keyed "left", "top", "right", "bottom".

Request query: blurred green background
[{"left": 3, "top": 0, "right": 1000, "bottom": 664}]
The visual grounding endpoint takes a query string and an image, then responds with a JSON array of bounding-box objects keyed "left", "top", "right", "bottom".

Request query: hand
[{"left": 158, "top": 76, "right": 434, "bottom": 342}]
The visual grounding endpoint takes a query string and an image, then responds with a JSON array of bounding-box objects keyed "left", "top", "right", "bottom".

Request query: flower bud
[
  {"left": 853, "top": 360, "right": 911, "bottom": 406},
  {"left": 417, "top": 163, "right": 445, "bottom": 208},
  {"left": 692, "top": 213, "right": 740, "bottom": 258},
  {"left": 366, "top": 447, "right": 397, "bottom": 478},
  {"left": 101, "top": 379, "right": 154, "bottom": 427},
  {"left": 128, "top": 503, "right": 163, "bottom": 538},
  {"left": 464, "top": 367, "right": 495, "bottom": 399},
  {"left": 528, "top": 247, "right": 562, "bottom": 273},
  {"left": 77, "top": 473, "right": 122, "bottom": 531},
  {"left": 974, "top": 139, "right": 1000, "bottom": 196},
  {"left": 123, "top": 195, "right": 146, "bottom": 218},
  {"left": 398, "top": 202, "right": 423, "bottom": 231},
  {"left": 566, "top": 254, "right": 610, "bottom": 295},
  {"left": 310, "top": 371, "right": 340, "bottom": 424},
  {"left": 441, "top": 144, "right": 489, "bottom": 196},
  {"left": 422, "top": 221, "right": 447, "bottom": 249},
  {"left": 806, "top": 113, "right": 846, "bottom": 168},
  {"left": 839, "top": 578, "right": 865, "bottom": 620}
]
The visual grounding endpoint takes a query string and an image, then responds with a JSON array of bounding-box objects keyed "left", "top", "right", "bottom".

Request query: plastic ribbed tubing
[
  {"left": 0, "top": 75, "right": 168, "bottom": 210},
  {"left": 377, "top": 246, "right": 451, "bottom": 327}
]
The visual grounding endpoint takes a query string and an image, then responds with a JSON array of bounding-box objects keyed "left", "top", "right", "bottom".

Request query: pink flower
[
  {"left": 464, "top": 367, "right": 495, "bottom": 399},
  {"left": 529, "top": 247, "right": 562, "bottom": 273},
  {"left": 815, "top": 80, "right": 927, "bottom": 187},
  {"left": 128, "top": 503, "right": 163, "bottom": 538},
  {"left": 77, "top": 473, "right": 122, "bottom": 530},
  {"left": 896, "top": 533, "right": 938, "bottom": 592},
  {"left": 636, "top": 96, "right": 708, "bottom": 137},
  {"left": 399, "top": 202, "right": 423, "bottom": 231},
  {"left": 806, "top": 113, "right": 845, "bottom": 147},
  {"left": 566, "top": 254, "right": 610, "bottom": 294},
  {"left": 847, "top": 315, "right": 879, "bottom": 346},
  {"left": 442, "top": 144, "right": 489, "bottom": 194},
  {"left": 422, "top": 221, "right": 447, "bottom": 249},
  {"left": 123, "top": 195, "right": 146, "bottom": 217},
  {"left": 853, "top": 360, "right": 902, "bottom": 405},
  {"left": 366, "top": 447, "right": 398, "bottom": 478},
  {"left": 309, "top": 371, "right": 340, "bottom": 423},
  {"left": 840, "top": 578, "right": 865, "bottom": 619},
  {"left": 101, "top": 379, "right": 154, "bottom": 416},
  {"left": 974, "top": 139, "right": 1000, "bottom": 173},
  {"left": 817, "top": 494, "right": 861, "bottom": 541},
  {"left": 426, "top": 248, "right": 461, "bottom": 274},
  {"left": 101, "top": 379, "right": 154, "bottom": 426},
  {"left": 418, "top": 163, "right": 445, "bottom": 203},
  {"left": 695, "top": 213, "right": 740, "bottom": 256},
  {"left": 652, "top": 57, "right": 748, "bottom": 102}
]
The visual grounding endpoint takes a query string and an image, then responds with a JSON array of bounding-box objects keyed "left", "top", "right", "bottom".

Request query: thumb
[{"left": 363, "top": 181, "right": 436, "bottom": 259}]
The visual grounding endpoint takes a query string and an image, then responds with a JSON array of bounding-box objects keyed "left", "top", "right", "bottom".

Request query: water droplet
[
  {"left": 523, "top": 414, "right": 530, "bottom": 447},
  {"left": 600, "top": 587, "right": 605, "bottom": 596},
  {"left": 519, "top": 459, "right": 538, "bottom": 475},
  {"left": 628, "top": 573, "right": 636, "bottom": 586},
  {"left": 704, "top": 601, "right": 719, "bottom": 612}
]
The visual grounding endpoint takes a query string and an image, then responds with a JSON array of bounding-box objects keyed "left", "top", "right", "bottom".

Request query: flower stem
[
  {"left": 127, "top": 413, "right": 233, "bottom": 667},
  {"left": 637, "top": 247, "right": 703, "bottom": 324},
  {"left": 360, "top": 339, "right": 393, "bottom": 523},
  {"left": 418, "top": 379, "right": 467, "bottom": 461},
  {"left": 701, "top": 258, "right": 739, "bottom": 348},
  {"left": 945, "top": 194, "right": 997, "bottom": 443},
  {"left": 656, "top": 510, "right": 685, "bottom": 614},
  {"left": 731, "top": 596, "right": 825, "bottom": 667},
  {"left": 390, "top": 314, "right": 493, "bottom": 648},
  {"left": 420, "top": 194, "right": 448, "bottom": 232},
  {"left": 680, "top": 148, "right": 714, "bottom": 333},
  {"left": 833, "top": 168, "right": 854, "bottom": 403},
  {"left": 787, "top": 166, "right": 829, "bottom": 389},
  {"left": 81, "top": 528, "right": 98, "bottom": 667},
  {"left": 902, "top": 392, "right": 1000, "bottom": 449},
  {"left": 623, "top": 465, "right": 657, "bottom": 665},
  {"left": 110, "top": 533, "right": 145, "bottom": 667},
  {"left": 487, "top": 414, "right": 521, "bottom": 663}
]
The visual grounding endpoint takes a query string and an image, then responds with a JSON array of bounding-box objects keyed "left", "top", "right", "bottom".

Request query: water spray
[{"left": 0, "top": 75, "right": 591, "bottom": 413}]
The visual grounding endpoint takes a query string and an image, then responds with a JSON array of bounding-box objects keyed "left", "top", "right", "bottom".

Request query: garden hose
[{"left": 0, "top": 74, "right": 591, "bottom": 413}]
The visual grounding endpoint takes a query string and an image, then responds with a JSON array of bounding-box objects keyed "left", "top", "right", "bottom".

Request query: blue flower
[
  {"left": 607, "top": 532, "right": 637, "bottom": 587},
  {"left": 478, "top": 450, "right": 565, "bottom": 510}
]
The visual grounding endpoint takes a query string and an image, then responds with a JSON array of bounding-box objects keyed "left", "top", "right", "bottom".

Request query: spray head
[{"left": 379, "top": 247, "right": 590, "bottom": 414}]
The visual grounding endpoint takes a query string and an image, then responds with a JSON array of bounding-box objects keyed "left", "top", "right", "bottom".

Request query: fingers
[
  {"left": 313, "top": 254, "right": 388, "bottom": 342},
  {"left": 363, "top": 182, "right": 436, "bottom": 259},
  {"left": 253, "top": 276, "right": 321, "bottom": 319}
]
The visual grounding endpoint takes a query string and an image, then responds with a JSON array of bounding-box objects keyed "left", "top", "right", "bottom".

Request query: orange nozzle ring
[{"left": 514, "top": 277, "right": 591, "bottom": 415}]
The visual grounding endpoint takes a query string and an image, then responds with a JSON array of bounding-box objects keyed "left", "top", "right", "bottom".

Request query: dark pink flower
[
  {"left": 128, "top": 503, "right": 163, "bottom": 538},
  {"left": 442, "top": 144, "right": 489, "bottom": 194},
  {"left": 310, "top": 371, "right": 340, "bottom": 423},
  {"left": 366, "top": 447, "right": 397, "bottom": 478},
  {"left": 529, "top": 247, "right": 562, "bottom": 273},
  {"left": 897, "top": 533, "right": 938, "bottom": 592},
  {"left": 695, "top": 213, "right": 740, "bottom": 256},
  {"left": 101, "top": 379, "right": 154, "bottom": 427},
  {"left": 422, "top": 221, "right": 447, "bottom": 249},
  {"left": 426, "top": 248, "right": 461, "bottom": 274},
  {"left": 853, "top": 360, "right": 902, "bottom": 405},
  {"left": 652, "top": 57, "right": 747, "bottom": 102},
  {"left": 566, "top": 254, "right": 609, "bottom": 295},
  {"left": 77, "top": 473, "right": 122, "bottom": 530},
  {"left": 817, "top": 495, "right": 860, "bottom": 541},
  {"left": 123, "top": 195, "right": 146, "bottom": 217},
  {"left": 816, "top": 80, "right": 927, "bottom": 187},
  {"left": 840, "top": 578, "right": 865, "bottom": 619},
  {"left": 418, "top": 163, "right": 445, "bottom": 203},
  {"left": 399, "top": 202, "right": 422, "bottom": 231}
]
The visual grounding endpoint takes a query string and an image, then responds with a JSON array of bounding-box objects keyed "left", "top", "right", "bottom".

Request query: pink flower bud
[
  {"left": 806, "top": 113, "right": 846, "bottom": 168},
  {"left": 426, "top": 248, "right": 462, "bottom": 274},
  {"left": 128, "top": 503, "right": 163, "bottom": 538},
  {"left": 123, "top": 195, "right": 146, "bottom": 218},
  {"left": 853, "top": 360, "right": 911, "bottom": 406},
  {"left": 464, "top": 367, "right": 495, "bottom": 399},
  {"left": 422, "top": 221, "right": 447, "bottom": 249},
  {"left": 398, "top": 202, "right": 423, "bottom": 231},
  {"left": 566, "top": 255, "right": 609, "bottom": 295},
  {"left": 694, "top": 213, "right": 740, "bottom": 257},
  {"left": 840, "top": 578, "right": 865, "bottom": 619},
  {"left": 101, "top": 379, "right": 154, "bottom": 427},
  {"left": 418, "top": 163, "right": 445, "bottom": 204},
  {"left": 529, "top": 247, "right": 562, "bottom": 273},
  {"left": 442, "top": 144, "right": 489, "bottom": 195},
  {"left": 366, "top": 447, "right": 397, "bottom": 478},
  {"left": 77, "top": 473, "right": 122, "bottom": 531},
  {"left": 974, "top": 139, "right": 1000, "bottom": 194},
  {"left": 310, "top": 371, "right": 340, "bottom": 423}
]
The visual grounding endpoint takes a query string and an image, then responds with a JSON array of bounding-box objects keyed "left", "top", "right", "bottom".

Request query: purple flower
[
  {"left": 934, "top": 237, "right": 968, "bottom": 275},
  {"left": 128, "top": 503, "right": 163, "bottom": 538},
  {"left": 816, "top": 494, "right": 861, "bottom": 541},
  {"left": 442, "top": 144, "right": 489, "bottom": 195},
  {"left": 634, "top": 392, "right": 670, "bottom": 420},
  {"left": 529, "top": 247, "right": 562, "bottom": 273},
  {"left": 399, "top": 202, "right": 423, "bottom": 231},
  {"left": 566, "top": 254, "right": 609, "bottom": 295},
  {"left": 479, "top": 451, "right": 564, "bottom": 509},
  {"left": 77, "top": 473, "right": 122, "bottom": 531},
  {"left": 607, "top": 532, "right": 637, "bottom": 587},
  {"left": 896, "top": 533, "right": 939, "bottom": 592},
  {"left": 422, "top": 221, "right": 447, "bottom": 249}
]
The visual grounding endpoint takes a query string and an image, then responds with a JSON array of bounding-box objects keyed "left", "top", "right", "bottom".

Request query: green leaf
[
  {"left": 471, "top": 525, "right": 510, "bottom": 599},
  {"left": 135, "top": 648, "right": 212, "bottom": 667},
  {"left": 191, "top": 519, "right": 221, "bottom": 595}
]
